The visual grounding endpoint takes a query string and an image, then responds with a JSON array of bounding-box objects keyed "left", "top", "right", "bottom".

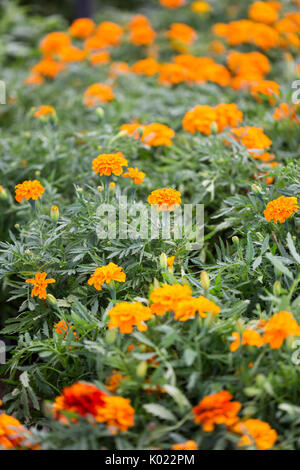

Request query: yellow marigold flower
[
  {"left": 148, "top": 188, "right": 181, "bottom": 211},
  {"left": 167, "top": 256, "right": 175, "bottom": 268},
  {"left": 248, "top": 1, "right": 279, "bottom": 25},
  {"left": 232, "top": 419, "right": 277, "bottom": 450},
  {"left": 182, "top": 105, "right": 218, "bottom": 135},
  {"left": 50, "top": 205, "right": 59, "bottom": 222},
  {"left": 172, "top": 440, "right": 198, "bottom": 450},
  {"left": 26, "top": 272, "right": 56, "bottom": 300},
  {"left": 263, "top": 311, "right": 300, "bottom": 349},
  {"left": 83, "top": 83, "right": 115, "bottom": 107},
  {"left": 191, "top": 1, "right": 211, "bottom": 14},
  {"left": 264, "top": 196, "right": 299, "bottom": 223},
  {"left": 95, "top": 395, "right": 135, "bottom": 433},
  {"left": 150, "top": 284, "right": 192, "bottom": 316},
  {"left": 88, "top": 262, "right": 126, "bottom": 291},
  {"left": 230, "top": 332, "right": 241, "bottom": 352},
  {"left": 141, "top": 123, "right": 175, "bottom": 147},
  {"left": 69, "top": 18, "right": 95, "bottom": 38},
  {"left": 193, "top": 390, "right": 241, "bottom": 432},
  {"left": 15, "top": 180, "right": 45, "bottom": 203},
  {"left": 33, "top": 105, "right": 56, "bottom": 118},
  {"left": 108, "top": 302, "right": 153, "bottom": 333},
  {"left": 122, "top": 167, "right": 146, "bottom": 185},
  {"left": 92, "top": 152, "right": 128, "bottom": 177}
]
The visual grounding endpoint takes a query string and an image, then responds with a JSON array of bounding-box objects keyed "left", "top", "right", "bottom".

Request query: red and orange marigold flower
[
  {"left": 88, "top": 262, "right": 126, "bottom": 291},
  {"left": 193, "top": 390, "right": 241, "bottom": 432},
  {"left": 108, "top": 302, "right": 153, "bottom": 333},
  {"left": 26, "top": 272, "right": 56, "bottom": 300},
  {"left": 92, "top": 152, "right": 128, "bottom": 177},
  {"left": 15, "top": 180, "right": 45, "bottom": 203},
  {"left": 264, "top": 196, "right": 299, "bottom": 223}
]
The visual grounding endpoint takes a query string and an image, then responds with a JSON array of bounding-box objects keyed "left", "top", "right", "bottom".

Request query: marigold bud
[
  {"left": 251, "top": 183, "right": 262, "bottom": 194},
  {"left": 0, "top": 186, "right": 8, "bottom": 201},
  {"left": 50, "top": 205, "right": 59, "bottom": 222},
  {"left": 136, "top": 361, "right": 148, "bottom": 379},
  {"left": 95, "top": 107, "right": 104, "bottom": 118},
  {"left": 273, "top": 281, "right": 281, "bottom": 296},
  {"left": 232, "top": 236, "right": 239, "bottom": 245},
  {"left": 159, "top": 253, "right": 168, "bottom": 269},
  {"left": 200, "top": 271, "right": 210, "bottom": 291},
  {"left": 210, "top": 122, "right": 218, "bottom": 134},
  {"left": 105, "top": 328, "right": 117, "bottom": 344},
  {"left": 97, "top": 185, "right": 103, "bottom": 192},
  {"left": 47, "top": 294, "right": 57, "bottom": 306}
]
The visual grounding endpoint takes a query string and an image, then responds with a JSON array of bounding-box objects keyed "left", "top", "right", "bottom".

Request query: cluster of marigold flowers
[{"left": 0, "top": 402, "right": 39, "bottom": 450}]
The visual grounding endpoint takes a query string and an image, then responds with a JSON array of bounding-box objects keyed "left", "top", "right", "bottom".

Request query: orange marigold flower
[
  {"left": 0, "top": 414, "right": 39, "bottom": 450},
  {"left": 230, "top": 332, "right": 241, "bottom": 352},
  {"left": 148, "top": 188, "right": 181, "bottom": 210},
  {"left": 90, "top": 51, "right": 110, "bottom": 66},
  {"left": 15, "top": 180, "right": 45, "bottom": 203},
  {"left": 96, "top": 22, "right": 123, "bottom": 47},
  {"left": 57, "top": 45, "right": 86, "bottom": 63},
  {"left": 122, "top": 167, "right": 146, "bottom": 185},
  {"left": 84, "top": 35, "right": 108, "bottom": 52},
  {"left": 167, "top": 256, "right": 175, "bottom": 268},
  {"left": 120, "top": 122, "right": 144, "bottom": 139},
  {"left": 109, "top": 62, "right": 131, "bottom": 78},
  {"left": 264, "top": 196, "right": 299, "bottom": 223},
  {"left": 92, "top": 152, "right": 128, "bottom": 177},
  {"left": 242, "top": 329, "right": 263, "bottom": 347},
  {"left": 88, "top": 262, "right": 126, "bottom": 291},
  {"left": 132, "top": 57, "right": 160, "bottom": 76},
  {"left": 273, "top": 103, "right": 300, "bottom": 123},
  {"left": 53, "top": 382, "right": 107, "bottom": 421},
  {"left": 141, "top": 123, "right": 175, "bottom": 146},
  {"left": 150, "top": 284, "right": 192, "bottom": 316},
  {"left": 232, "top": 419, "right": 277, "bottom": 450},
  {"left": 158, "top": 63, "right": 188, "bottom": 85},
  {"left": 24, "top": 74, "right": 44, "bottom": 86},
  {"left": 159, "top": 0, "right": 185, "bottom": 8},
  {"left": 105, "top": 371, "right": 123, "bottom": 392},
  {"left": 39, "top": 32, "right": 71, "bottom": 55},
  {"left": 130, "top": 25, "right": 156, "bottom": 46},
  {"left": 182, "top": 105, "right": 218, "bottom": 135},
  {"left": 95, "top": 395, "right": 134, "bottom": 433},
  {"left": 209, "top": 40, "right": 225, "bottom": 54},
  {"left": 69, "top": 18, "right": 95, "bottom": 38},
  {"left": 54, "top": 320, "right": 78, "bottom": 340},
  {"left": 166, "top": 23, "right": 197, "bottom": 45},
  {"left": 251, "top": 80, "right": 280, "bottom": 104},
  {"left": 33, "top": 105, "right": 55, "bottom": 118},
  {"left": 227, "top": 51, "right": 270, "bottom": 76},
  {"left": 215, "top": 103, "right": 243, "bottom": 132},
  {"left": 26, "top": 272, "right": 56, "bottom": 300},
  {"left": 193, "top": 390, "right": 241, "bottom": 432},
  {"left": 83, "top": 83, "right": 114, "bottom": 107},
  {"left": 248, "top": 1, "right": 279, "bottom": 25},
  {"left": 174, "top": 296, "right": 220, "bottom": 321},
  {"left": 263, "top": 311, "right": 300, "bottom": 349},
  {"left": 108, "top": 302, "right": 153, "bottom": 333},
  {"left": 32, "top": 58, "right": 65, "bottom": 78},
  {"left": 230, "top": 126, "right": 272, "bottom": 153},
  {"left": 172, "top": 440, "right": 198, "bottom": 450}
]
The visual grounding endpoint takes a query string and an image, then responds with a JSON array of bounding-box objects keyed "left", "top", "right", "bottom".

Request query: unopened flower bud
[
  {"left": 47, "top": 294, "right": 57, "bottom": 306},
  {"left": 35, "top": 170, "right": 41, "bottom": 177},
  {"left": 200, "top": 271, "right": 210, "bottom": 291},
  {"left": 153, "top": 278, "right": 160, "bottom": 289},
  {"left": 97, "top": 185, "right": 103, "bottom": 192},
  {"left": 0, "top": 186, "right": 8, "bottom": 201},
  {"left": 159, "top": 253, "right": 168, "bottom": 269},
  {"left": 273, "top": 281, "right": 281, "bottom": 296},
  {"left": 251, "top": 183, "right": 262, "bottom": 194},
  {"left": 232, "top": 236, "right": 239, "bottom": 245},
  {"left": 210, "top": 122, "right": 218, "bottom": 134},
  {"left": 105, "top": 328, "right": 117, "bottom": 344},
  {"left": 95, "top": 107, "right": 104, "bottom": 118},
  {"left": 136, "top": 361, "right": 148, "bottom": 379},
  {"left": 50, "top": 205, "right": 59, "bottom": 222}
]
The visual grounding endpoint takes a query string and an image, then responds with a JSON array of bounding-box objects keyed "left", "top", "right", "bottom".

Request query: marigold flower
[
  {"left": 215, "top": 103, "right": 243, "bottom": 132},
  {"left": 230, "top": 127, "right": 272, "bottom": 153},
  {"left": 273, "top": 103, "right": 300, "bottom": 123},
  {"left": 158, "top": 63, "right": 188, "bottom": 85},
  {"left": 150, "top": 284, "right": 192, "bottom": 316},
  {"left": 167, "top": 256, "right": 175, "bottom": 268},
  {"left": 24, "top": 74, "right": 44, "bottom": 86},
  {"left": 57, "top": 45, "right": 86, "bottom": 63},
  {"left": 15, "top": 180, "right": 45, "bottom": 203},
  {"left": 248, "top": 2, "right": 279, "bottom": 25},
  {"left": 105, "top": 371, "right": 123, "bottom": 392},
  {"left": 193, "top": 390, "right": 241, "bottom": 432},
  {"left": 33, "top": 105, "right": 56, "bottom": 119},
  {"left": 251, "top": 80, "right": 280, "bottom": 104},
  {"left": 263, "top": 311, "right": 300, "bottom": 349},
  {"left": 129, "top": 25, "right": 156, "bottom": 46},
  {"left": 191, "top": 1, "right": 211, "bottom": 14},
  {"left": 83, "top": 83, "right": 114, "bottom": 107},
  {"left": 95, "top": 395, "right": 134, "bottom": 433},
  {"left": 230, "top": 332, "right": 241, "bottom": 352},
  {"left": 32, "top": 58, "right": 65, "bottom": 78},
  {"left": 90, "top": 51, "right": 110, "bottom": 66},
  {"left": 88, "top": 262, "right": 126, "bottom": 291},
  {"left": 132, "top": 57, "right": 160, "bottom": 76},
  {"left": 120, "top": 122, "right": 144, "bottom": 139},
  {"left": 0, "top": 414, "right": 38, "bottom": 450},
  {"left": 39, "top": 32, "right": 71, "bottom": 55},
  {"left": 174, "top": 296, "right": 220, "bottom": 321},
  {"left": 242, "top": 329, "right": 263, "bottom": 347},
  {"left": 182, "top": 105, "right": 218, "bottom": 135},
  {"left": 148, "top": 188, "right": 181, "bottom": 211},
  {"left": 160, "top": 0, "right": 185, "bottom": 8},
  {"left": 26, "top": 272, "right": 56, "bottom": 300},
  {"left": 172, "top": 440, "right": 198, "bottom": 450},
  {"left": 232, "top": 419, "right": 277, "bottom": 450},
  {"left": 264, "top": 196, "right": 299, "bottom": 223},
  {"left": 166, "top": 23, "right": 197, "bottom": 45},
  {"left": 108, "top": 302, "right": 153, "bottom": 333},
  {"left": 109, "top": 62, "right": 131, "bottom": 78},
  {"left": 53, "top": 382, "right": 107, "bottom": 421},
  {"left": 54, "top": 320, "right": 78, "bottom": 340},
  {"left": 227, "top": 51, "right": 270, "bottom": 76},
  {"left": 84, "top": 35, "right": 107, "bottom": 52},
  {"left": 122, "top": 167, "right": 146, "bottom": 185},
  {"left": 141, "top": 123, "right": 175, "bottom": 146},
  {"left": 69, "top": 18, "right": 95, "bottom": 38},
  {"left": 92, "top": 152, "right": 128, "bottom": 177},
  {"left": 96, "top": 22, "right": 123, "bottom": 47}
]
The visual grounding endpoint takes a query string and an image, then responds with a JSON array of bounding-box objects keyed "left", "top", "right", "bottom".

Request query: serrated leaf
[{"left": 143, "top": 403, "right": 176, "bottom": 422}]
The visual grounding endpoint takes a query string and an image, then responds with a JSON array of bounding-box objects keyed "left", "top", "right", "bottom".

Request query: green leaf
[
  {"left": 265, "top": 253, "right": 293, "bottom": 279},
  {"left": 143, "top": 404, "right": 176, "bottom": 422},
  {"left": 162, "top": 384, "right": 191, "bottom": 412},
  {"left": 287, "top": 232, "right": 300, "bottom": 264}
]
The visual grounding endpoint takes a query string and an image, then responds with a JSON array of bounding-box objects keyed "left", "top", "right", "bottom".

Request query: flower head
[
  {"left": 141, "top": 123, "right": 175, "bottom": 147},
  {"left": 264, "top": 196, "right": 299, "bottom": 223},
  {"left": 172, "top": 440, "right": 198, "bottom": 450},
  {"left": 15, "top": 180, "right": 45, "bottom": 203},
  {"left": 160, "top": 0, "right": 185, "bottom": 8},
  {"left": 150, "top": 284, "right": 192, "bottom": 316},
  {"left": 39, "top": 32, "right": 71, "bottom": 55},
  {"left": 88, "top": 262, "right": 126, "bottom": 291},
  {"left": 248, "top": 2, "right": 279, "bottom": 24},
  {"left": 108, "top": 302, "right": 153, "bottom": 333},
  {"left": 148, "top": 188, "right": 181, "bottom": 211},
  {"left": 263, "top": 311, "right": 300, "bottom": 349},
  {"left": 173, "top": 296, "right": 220, "bottom": 321},
  {"left": 132, "top": 58, "right": 160, "bottom": 76},
  {"left": 69, "top": 18, "right": 95, "bottom": 38},
  {"left": 230, "top": 126, "right": 272, "bottom": 153},
  {"left": 166, "top": 23, "right": 197, "bottom": 45},
  {"left": 26, "top": 272, "right": 56, "bottom": 300},
  {"left": 0, "top": 414, "right": 38, "bottom": 450},
  {"left": 54, "top": 320, "right": 78, "bottom": 340},
  {"left": 95, "top": 395, "right": 134, "bottom": 433},
  {"left": 96, "top": 22, "right": 123, "bottom": 47},
  {"left": 191, "top": 1, "right": 211, "bottom": 14},
  {"left": 84, "top": 83, "right": 114, "bottom": 107},
  {"left": 33, "top": 105, "right": 56, "bottom": 120},
  {"left": 122, "top": 167, "right": 146, "bottom": 185},
  {"left": 92, "top": 153, "right": 128, "bottom": 177},
  {"left": 193, "top": 390, "right": 241, "bottom": 432},
  {"left": 232, "top": 419, "right": 277, "bottom": 450}
]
